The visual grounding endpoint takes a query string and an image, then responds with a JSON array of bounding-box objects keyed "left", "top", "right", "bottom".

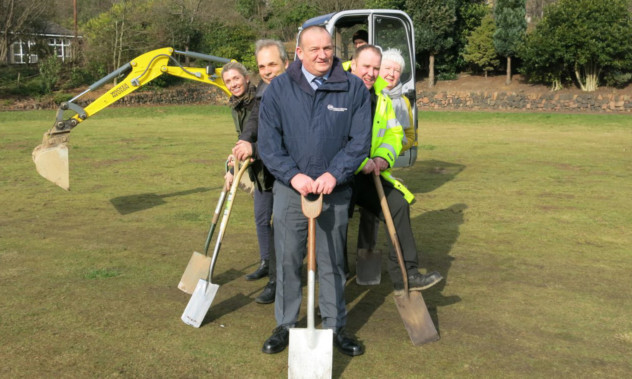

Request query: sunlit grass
[{"left": 1, "top": 107, "right": 630, "bottom": 377}]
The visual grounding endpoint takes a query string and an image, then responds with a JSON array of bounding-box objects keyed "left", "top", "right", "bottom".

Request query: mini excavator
[{"left": 32, "top": 47, "right": 233, "bottom": 190}]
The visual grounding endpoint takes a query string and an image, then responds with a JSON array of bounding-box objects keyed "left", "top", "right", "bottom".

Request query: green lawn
[{"left": 1, "top": 106, "right": 630, "bottom": 377}]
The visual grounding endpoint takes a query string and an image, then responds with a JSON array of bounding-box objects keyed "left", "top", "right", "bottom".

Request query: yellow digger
[{"left": 32, "top": 47, "right": 233, "bottom": 190}]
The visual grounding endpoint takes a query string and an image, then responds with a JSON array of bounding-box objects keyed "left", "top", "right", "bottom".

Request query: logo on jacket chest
[{"left": 327, "top": 104, "right": 348, "bottom": 112}]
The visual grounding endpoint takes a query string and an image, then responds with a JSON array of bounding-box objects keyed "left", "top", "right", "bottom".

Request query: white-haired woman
[
  {"left": 356, "top": 48, "right": 417, "bottom": 261},
  {"left": 379, "top": 48, "right": 415, "bottom": 153}
]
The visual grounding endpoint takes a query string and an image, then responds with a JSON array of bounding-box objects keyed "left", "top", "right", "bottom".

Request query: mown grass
[{"left": 1, "top": 106, "right": 630, "bottom": 377}]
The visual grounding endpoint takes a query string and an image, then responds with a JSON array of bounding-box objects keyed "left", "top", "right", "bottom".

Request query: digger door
[{"left": 301, "top": 10, "right": 418, "bottom": 167}]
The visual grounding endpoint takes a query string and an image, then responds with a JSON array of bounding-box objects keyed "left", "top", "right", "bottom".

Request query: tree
[
  {"left": 266, "top": 0, "right": 319, "bottom": 41},
  {"left": 463, "top": 12, "right": 499, "bottom": 78},
  {"left": 525, "top": 0, "right": 557, "bottom": 27},
  {"left": 518, "top": 9, "right": 567, "bottom": 90},
  {"left": 365, "top": 0, "right": 406, "bottom": 9},
  {"left": 520, "top": 0, "right": 632, "bottom": 91},
  {"left": 406, "top": 0, "right": 457, "bottom": 88},
  {"left": 82, "top": 1, "right": 155, "bottom": 78},
  {"left": 0, "top": 0, "right": 52, "bottom": 63},
  {"left": 445, "top": 0, "right": 488, "bottom": 76},
  {"left": 493, "top": 0, "right": 527, "bottom": 84},
  {"left": 199, "top": 21, "right": 258, "bottom": 69},
  {"left": 39, "top": 54, "right": 62, "bottom": 93},
  {"left": 316, "top": 0, "right": 366, "bottom": 13}
]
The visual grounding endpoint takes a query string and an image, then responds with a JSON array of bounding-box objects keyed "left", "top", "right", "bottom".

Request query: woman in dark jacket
[{"left": 221, "top": 62, "right": 272, "bottom": 282}]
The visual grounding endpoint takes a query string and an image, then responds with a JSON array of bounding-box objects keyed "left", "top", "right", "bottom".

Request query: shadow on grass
[
  {"left": 199, "top": 269, "right": 261, "bottom": 326},
  {"left": 213, "top": 268, "right": 247, "bottom": 284},
  {"left": 110, "top": 186, "right": 217, "bottom": 214},
  {"left": 399, "top": 159, "right": 466, "bottom": 194},
  {"left": 336, "top": 202, "right": 466, "bottom": 370},
  {"left": 414, "top": 203, "right": 467, "bottom": 331},
  {"left": 202, "top": 292, "right": 258, "bottom": 325}
]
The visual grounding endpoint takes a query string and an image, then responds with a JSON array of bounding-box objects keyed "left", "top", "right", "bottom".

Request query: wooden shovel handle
[
  {"left": 207, "top": 159, "right": 250, "bottom": 281},
  {"left": 373, "top": 173, "right": 409, "bottom": 293},
  {"left": 302, "top": 194, "right": 323, "bottom": 272}
]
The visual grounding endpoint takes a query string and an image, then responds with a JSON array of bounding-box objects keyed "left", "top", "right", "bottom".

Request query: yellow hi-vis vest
[{"left": 356, "top": 76, "right": 415, "bottom": 203}]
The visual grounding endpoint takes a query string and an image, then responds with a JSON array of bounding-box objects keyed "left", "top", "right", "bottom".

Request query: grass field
[{"left": 1, "top": 106, "right": 631, "bottom": 377}]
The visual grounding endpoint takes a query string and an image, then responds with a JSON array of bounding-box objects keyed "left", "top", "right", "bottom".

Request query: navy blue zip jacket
[{"left": 258, "top": 57, "right": 372, "bottom": 187}]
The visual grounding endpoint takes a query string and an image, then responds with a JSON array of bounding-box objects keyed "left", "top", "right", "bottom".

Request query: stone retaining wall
[
  {"left": 114, "top": 86, "right": 228, "bottom": 106},
  {"left": 417, "top": 90, "right": 632, "bottom": 112},
  {"left": 1, "top": 86, "right": 228, "bottom": 111},
  {"left": 5, "top": 86, "right": 631, "bottom": 113}
]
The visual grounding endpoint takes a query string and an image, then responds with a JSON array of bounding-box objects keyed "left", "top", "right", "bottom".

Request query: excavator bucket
[
  {"left": 31, "top": 48, "right": 234, "bottom": 190},
  {"left": 32, "top": 131, "right": 70, "bottom": 191}
]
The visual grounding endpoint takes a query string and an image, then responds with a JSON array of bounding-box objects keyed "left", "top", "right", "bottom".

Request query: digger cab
[{"left": 300, "top": 10, "right": 418, "bottom": 168}]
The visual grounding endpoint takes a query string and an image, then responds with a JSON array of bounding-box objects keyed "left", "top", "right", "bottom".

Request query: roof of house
[
  {"left": 12, "top": 21, "right": 78, "bottom": 37},
  {"left": 41, "top": 21, "right": 76, "bottom": 36}
]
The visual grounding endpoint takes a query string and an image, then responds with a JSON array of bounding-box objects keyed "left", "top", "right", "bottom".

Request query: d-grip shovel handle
[
  {"left": 301, "top": 194, "right": 323, "bottom": 273},
  {"left": 372, "top": 172, "right": 409, "bottom": 294}
]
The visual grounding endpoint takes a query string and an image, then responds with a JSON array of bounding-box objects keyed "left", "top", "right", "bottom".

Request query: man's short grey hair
[
  {"left": 255, "top": 39, "right": 288, "bottom": 63},
  {"left": 221, "top": 61, "right": 249, "bottom": 79},
  {"left": 298, "top": 25, "right": 331, "bottom": 47},
  {"left": 381, "top": 48, "right": 405, "bottom": 72}
]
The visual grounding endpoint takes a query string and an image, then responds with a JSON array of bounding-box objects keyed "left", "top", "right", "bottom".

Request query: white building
[{"left": 9, "top": 22, "right": 80, "bottom": 64}]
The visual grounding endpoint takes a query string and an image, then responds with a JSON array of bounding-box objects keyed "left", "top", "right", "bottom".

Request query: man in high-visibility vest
[{"left": 350, "top": 45, "right": 442, "bottom": 293}]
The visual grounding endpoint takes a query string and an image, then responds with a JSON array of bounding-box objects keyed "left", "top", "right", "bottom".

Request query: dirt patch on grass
[{"left": 89, "top": 155, "right": 147, "bottom": 168}]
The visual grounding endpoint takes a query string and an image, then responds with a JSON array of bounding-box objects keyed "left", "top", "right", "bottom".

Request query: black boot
[
  {"left": 255, "top": 280, "right": 276, "bottom": 304},
  {"left": 334, "top": 327, "right": 365, "bottom": 356},
  {"left": 262, "top": 325, "right": 290, "bottom": 354},
  {"left": 246, "top": 259, "right": 269, "bottom": 281},
  {"left": 394, "top": 271, "right": 443, "bottom": 292}
]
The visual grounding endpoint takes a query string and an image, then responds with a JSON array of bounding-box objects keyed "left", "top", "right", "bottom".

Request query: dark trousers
[
  {"left": 353, "top": 174, "right": 420, "bottom": 285},
  {"left": 357, "top": 207, "right": 379, "bottom": 250},
  {"left": 254, "top": 188, "right": 274, "bottom": 260},
  {"left": 254, "top": 187, "right": 275, "bottom": 279},
  {"left": 272, "top": 181, "right": 350, "bottom": 330}
]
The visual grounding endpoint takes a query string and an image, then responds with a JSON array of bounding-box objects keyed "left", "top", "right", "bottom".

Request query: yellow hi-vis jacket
[
  {"left": 344, "top": 59, "right": 416, "bottom": 153},
  {"left": 356, "top": 76, "right": 415, "bottom": 203}
]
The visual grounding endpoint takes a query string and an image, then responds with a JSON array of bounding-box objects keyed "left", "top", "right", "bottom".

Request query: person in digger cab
[
  {"left": 231, "top": 39, "right": 290, "bottom": 305},
  {"left": 352, "top": 29, "right": 368, "bottom": 49},
  {"left": 258, "top": 26, "right": 372, "bottom": 356},
  {"left": 349, "top": 44, "right": 443, "bottom": 293},
  {"left": 221, "top": 61, "right": 276, "bottom": 291},
  {"left": 354, "top": 47, "right": 418, "bottom": 269}
]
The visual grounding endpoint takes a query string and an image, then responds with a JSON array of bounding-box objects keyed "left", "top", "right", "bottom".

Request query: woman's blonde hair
[{"left": 221, "top": 61, "right": 249, "bottom": 80}]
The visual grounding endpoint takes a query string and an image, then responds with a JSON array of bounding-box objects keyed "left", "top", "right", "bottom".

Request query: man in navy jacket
[{"left": 258, "top": 25, "right": 372, "bottom": 356}]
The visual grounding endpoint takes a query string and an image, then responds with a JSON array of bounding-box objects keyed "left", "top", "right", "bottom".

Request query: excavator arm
[{"left": 32, "top": 47, "right": 233, "bottom": 190}]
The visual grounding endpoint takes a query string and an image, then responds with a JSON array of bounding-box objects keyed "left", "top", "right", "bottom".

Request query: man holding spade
[
  {"left": 231, "top": 39, "right": 290, "bottom": 305},
  {"left": 258, "top": 25, "right": 372, "bottom": 357},
  {"left": 349, "top": 44, "right": 443, "bottom": 293}
]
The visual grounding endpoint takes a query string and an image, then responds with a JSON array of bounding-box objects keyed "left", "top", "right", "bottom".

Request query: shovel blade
[
  {"left": 32, "top": 142, "right": 70, "bottom": 190},
  {"left": 394, "top": 291, "right": 440, "bottom": 345},
  {"left": 181, "top": 279, "right": 219, "bottom": 328},
  {"left": 288, "top": 328, "right": 333, "bottom": 379},
  {"left": 355, "top": 249, "right": 382, "bottom": 285},
  {"left": 178, "top": 251, "right": 212, "bottom": 294}
]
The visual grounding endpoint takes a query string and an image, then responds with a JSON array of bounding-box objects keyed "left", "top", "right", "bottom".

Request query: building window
[
  {"left": 10, "top": 39, "right": 37, "bottom": 64},
  {"left": 48, "top": 38, "right": 71, "bottom": 61}
]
